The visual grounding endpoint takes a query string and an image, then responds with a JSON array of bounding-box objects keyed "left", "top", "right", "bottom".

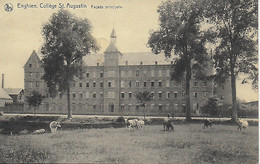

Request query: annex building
[{"left": 24, "top": 29, "right": 217, "bottom": 116}]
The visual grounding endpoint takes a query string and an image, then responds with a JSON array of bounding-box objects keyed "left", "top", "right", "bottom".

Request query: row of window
[
  {"left": 56, "top": 91, "right": 206, "bottom": 99},
  {"left": 71, "top": 80, "right": 207, "bottom": 88}
]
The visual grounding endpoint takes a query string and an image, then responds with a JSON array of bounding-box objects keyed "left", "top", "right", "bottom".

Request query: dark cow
[
  {"left": 204, "top": 119, "right": 213, "bottom": 128},
  {"left": 163, "top": 119, "right": 174, "bottom": 131}
]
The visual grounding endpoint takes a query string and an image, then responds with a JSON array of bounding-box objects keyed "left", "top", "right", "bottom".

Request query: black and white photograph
[{"left": 0, "top": 0, "right": 258, "bottom": 163}]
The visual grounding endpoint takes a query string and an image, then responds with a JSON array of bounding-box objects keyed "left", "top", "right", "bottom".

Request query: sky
[{"left": 0, "top": 0, "right": 258, "bottom": 102}]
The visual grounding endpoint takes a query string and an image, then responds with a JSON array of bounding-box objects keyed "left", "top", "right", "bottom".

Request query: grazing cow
[
  {"left": 163, "top": 118, "right": 174, "bottom": 131},
  {"left": 137, "top": 120, "right": 145, "bottom": 129},
  {"left": 49, "top": 121, "right": 61, "bottom": 133},
  {"left": 204, "top": 119, "right": 213, "bottom": 128},
  {"left": 237, "top": 119, "right": 249, "bottom": 130},
  {"left": 32, "top": 129, "right": 45, "bottom": 134},
  {"left": 125, "top": 118, "right": 138, "bottom": 131}
]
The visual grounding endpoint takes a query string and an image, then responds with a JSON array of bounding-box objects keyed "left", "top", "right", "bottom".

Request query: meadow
[{"left": 0, "top": 124, "right": 258, "bottom": 163}]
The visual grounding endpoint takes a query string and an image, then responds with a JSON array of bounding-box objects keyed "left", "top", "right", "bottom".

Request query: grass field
[{"left": 0, "top": 124, "right": 258, "bottom": 163}]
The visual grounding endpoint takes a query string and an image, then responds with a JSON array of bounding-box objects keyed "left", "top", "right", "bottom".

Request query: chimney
[
  {"left": 126, "top": 61, "right": 128, "bottom": 65},
  {"left": 2, "top": 74, "right": 4, "bottom": 89}
]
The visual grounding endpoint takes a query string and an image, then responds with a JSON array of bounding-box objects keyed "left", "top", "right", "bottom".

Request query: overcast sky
[{"left": 0, "top": 0, "right": 258, "bottom": 102}]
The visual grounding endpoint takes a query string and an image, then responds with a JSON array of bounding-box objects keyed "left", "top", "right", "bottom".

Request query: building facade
[{"left": 24, "top": 29, "right": 214, "bottom": 116}]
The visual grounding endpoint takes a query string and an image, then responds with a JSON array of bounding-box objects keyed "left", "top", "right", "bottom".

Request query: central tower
[{"left": 103, "top": 28, "right": 121, "bottom": 114}]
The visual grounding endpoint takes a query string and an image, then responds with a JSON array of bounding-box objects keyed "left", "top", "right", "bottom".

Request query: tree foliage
[
  {"left": 41, "top": 10, "right": 99, "bottom": 118},
  {"left": 135, "top": 91, "right": 153, "bottom": 119},
  {"left": 201, "top": 97, "right": 220, "bottom": 116},
  {"left": 26, "top": 91, "right": 45, "bottom": 114},
  {"left": 203, "top": 0, "right": 258, "bottom": 121},
  {"left": 148, "top": 0, "right": 209, "bottom": 121}
]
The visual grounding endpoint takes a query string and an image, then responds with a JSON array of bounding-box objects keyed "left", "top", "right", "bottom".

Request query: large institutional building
[{"left": 24, "top": 29, "right": 227, "bottom": 116}]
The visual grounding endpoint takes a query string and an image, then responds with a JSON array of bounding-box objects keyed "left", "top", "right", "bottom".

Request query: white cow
[
  {"left": 49, "top": 121, "right": 61, "bottom": 133},
  {"left": 237, "top": 119, "right": 249, "bottom": 130},
  {"left": 125, "top": 118, "right": 138, "bottom": 131},
  {"left": 137, "top": 120, "right": 145, "bottom": 129},
  {"left": 32, "top": 129, "right": 45, "bottom": 134}
]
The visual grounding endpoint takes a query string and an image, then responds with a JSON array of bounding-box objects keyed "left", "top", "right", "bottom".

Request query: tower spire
[{"left": 110, "top": 28, "right": 116, "bottom": 44}]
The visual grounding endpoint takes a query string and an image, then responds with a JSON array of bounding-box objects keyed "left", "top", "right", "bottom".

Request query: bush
[{"left": 115, "top": 116, "right": 125, "bottom": 123}]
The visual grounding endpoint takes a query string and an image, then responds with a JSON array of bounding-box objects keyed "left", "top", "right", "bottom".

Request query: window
[
  {"left": 182, "top": 91, "right": 185, "bottom": 98},
  {"left": 144, "top": 81, "right": 147, "bottom": 87},
  {"left": 174, "top": 91, "right": 178, "bottom": 99},
  {"left": 86, "top": 82, "right": 89, "bottom": 88},
  {"left": 151, "top": 70, "right": 154, "bottom": 77},
  {"left": 143, "top": 70, "right": 147, "bottom": 76},
  {"left": 100, "top": 82, "right": 103, "bottom": 87},
  {"left": 72, "top": 93, "right": 76, "bottom": 99},
  {"left": 128, "top": 71, "right": 132, "bottom": 77},
  {"left": 150, "top": 104, "right": 154, "bottom": 110},
  {"left": 151, "top": 81, "right": 154, "bottom": 87},
  {"left": 128, "top": 104, "right": 132, "bottom": 110},
  {"left": 159, "top": 92, "right": 162, "bottom": 99},
  {"left": 151, "top": 92, "right": 154, "bottom": 99},
  {"left": 79, "top": 82, "right": 82, "bottom": 87},
  {"left": 136, "top": 105, "right": 139, "bottom": 110},
  {"left": 129, "top": 92, "right": 132, "bottom": 98},
  {"left": 29, "top": 64, "right": 32, "bottom": 68},
  {"left": 93, "top": 104, "right": 96, "bottom": 110},
  {"left": 93, "top": 82, "right": 96, "bottom": 87},
  {"left": 159, "top": 81, "right": 162, "bottom": 87},
  {"left": 121, "top": 92, "right": 125, "bottom": 98},
  {"left": 59, "top": 93, "right": 62, "bottom": 98},
  {"left": 136, "top": 70, "right": 139, "bottom": 76},
  {"left": 86, "top": 72, "right": 89, "bottom": 77},
  {"left": 100, "top": 92, "right": 103, "bottom": 98},
  {"left": 166, "top": 80, "right": 170, "bottom": 87},
  {"left": 108, "top": 81, "right": 111, "bottom": 87},
  {"left": 203, "top": 91, "right": 207, "bottom": 97},
  {"left": 86, "top": 92, "right": 89, "bottom": 99},
  {"left": 136, "top": 81, "right": 139, "bottom": 87},
  {"left": 79, "top": 93, "right": 83, "bottom": 99},
  {"left": 159, "top": 104, "right": 162, "bottom": 110},
  {"left": 166, "top": 70, "right": 170, "bottom": 77},
  {"left": 128, "top": 81, "right": 132, "bottom": 87},
  {"left": 100, "top": 72, "right": 103, "bottom": 78},
  {"left": 194, "top": 80, "right": 198, "bottom": 87},
  {"left": 121, "top": 104, "right": 124, "bottom": 110},
  {"left": 193, "top": 92, "right": 198, "bottom": 98},
  {"left": 93, "top": 92, "right": 96, "bottom": 99},
  {"left": 158, "top": 70, "right": 162, "bottom": 77},
  {"left": 167, "top": 92, "right": 170, "bottom": 99},
  {"left": 121, "top": 81, "right": 124, "bottom": 88},
  {"left": 174, "top": 104, "right": 178, "bottom": 110}
]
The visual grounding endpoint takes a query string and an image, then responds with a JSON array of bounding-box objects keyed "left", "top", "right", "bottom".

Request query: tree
[
  {"left": 26, "top": 91, "right": 45, "bottom": 115},
  {"left": 134, "top": 91, "right": 153, "bottom": 120},
  {"left": 201, "top": 97, "right": 220, "bottom": 116},
  {"left": 148, "top": 0, "right": 209, "bottom": 121},
  {"left": 203, "top": 0, "right": 258, "bottom": 121},
  {"left": 41, "top": 10, "right": 99, "bottom": 119}
]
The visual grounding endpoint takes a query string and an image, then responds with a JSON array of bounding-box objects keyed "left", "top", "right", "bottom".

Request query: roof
[
  {"left": 110, "top": 28, "right": 116, "bottom": 38},
  {"left": 83, "top": 52, "right": 172, "bottom": 66},
  {"left": 5, "top": 88, "right": 24, "bottom": 95},
  {"left": 104, "top": 42, "right": 120, "bottom": 53},
  {"left": 0, "top": 88, "right": 12, "bottom": 100},
  {"left": 24, "top": 50, "right": 41, "bottom": 68}
]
